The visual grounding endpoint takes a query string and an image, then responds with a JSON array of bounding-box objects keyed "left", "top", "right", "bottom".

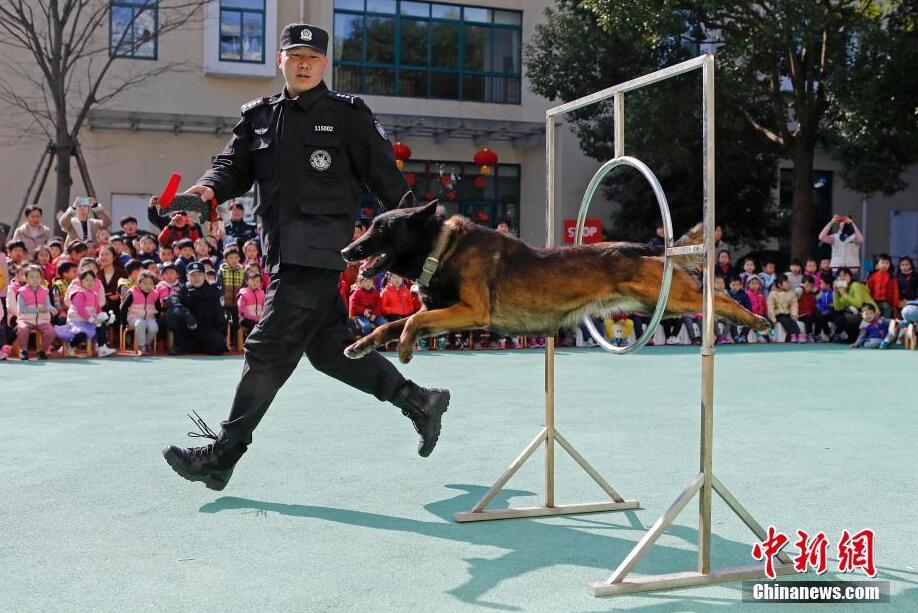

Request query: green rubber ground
[{"left": 2, "top": 345, "right": 916, "bottom": 612}]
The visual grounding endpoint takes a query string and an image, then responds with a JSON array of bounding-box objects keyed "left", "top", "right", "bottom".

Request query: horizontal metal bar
[
  {"left": 546, "top": 55, "right": 708, "bottom": 117},
  {"left": 666, "top": 244, "right": 705, "bottom": 256},
  {"left": 590, "top": 562, "right": 799, "bottom": 597},
  {"left": 455, "top": 501, "right": 639, "bottom": 523}
]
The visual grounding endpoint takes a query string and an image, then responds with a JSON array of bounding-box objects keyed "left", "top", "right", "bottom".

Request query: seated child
[
  {"left": 218, "top": 246, "right": 245, "bottom": 338},
  {"left": 55, "top": 270, "right": 116, "bottom": 357},
  {"left": 745, "top": 275, "right": 769, "bottom": 342},
  {"left": 50, "top": 261, "right": 77, "bottom": 325},
  {"left": 120, "top": 270, "right": 161, "bottom": 356},
  {"left": 236, "top": 271, "right": 265, "bottom": 341},
  {"left": 727, "top": 275, "right": 751, "bottom": 343},
  {"left": 767, "top": 274, "right": 804, "bottom": 343},
  {"left": 865, "top": 254, "right": 898, "bottom": 319},
  {"left": 851, "top": 304, "right": 887, "bottom": 349},
  {"left": 15, "top": 264, "right": 57, "bottom": 360},
  {"left": 379, "top": 273, "right": 421, "bottom": 322},
  {"left": 349, "top": 275, "right": 386, "bottom": 336}
]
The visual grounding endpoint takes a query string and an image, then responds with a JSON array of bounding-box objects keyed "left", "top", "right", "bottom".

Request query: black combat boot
[
  {"left": 391, "top": 380, "right": 450, "bottom": 457},
  {"left": 162, "top": 412, "right": 246, "bottom": 491}
]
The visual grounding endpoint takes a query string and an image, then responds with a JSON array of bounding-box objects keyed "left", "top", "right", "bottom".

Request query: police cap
[{"left": 280, "top": 23, "right": 328, "bottom": 55}]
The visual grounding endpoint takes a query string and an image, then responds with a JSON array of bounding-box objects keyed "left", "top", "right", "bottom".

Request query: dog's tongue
[{"left": 361, "top": 254, "right": 384, "bottom": 277}]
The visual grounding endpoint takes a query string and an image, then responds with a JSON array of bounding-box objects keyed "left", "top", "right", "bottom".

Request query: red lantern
[
  {"left": 473, "top": 176, "right": 487, "bottom": 189},
  {"left": 404, "top": 172, "right": 416, "bottom": 186},
  {"left": 392, "top": 141, "right": 412, "bottom": 171},
  {"left": 439, "top": 174, "right": 451, "bottom": 187},
  {"left": 473, "top": 147, "right": 498, "bottom": 175},
  {"left": 423, "top": 191, "right": 436, "bottom": 201},
  {"left": 446, "top": 190, "right": 457, "bottom": 201}
]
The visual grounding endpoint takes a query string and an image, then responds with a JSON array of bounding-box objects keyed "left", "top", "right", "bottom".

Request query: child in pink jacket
[
  {"left": 236, "top": 271, "right": 265, "bottom": 341},
  {"left": 15, "top": 265, "right": 57, "bottom": 359},
  {"left": 55, "top": 270, "right": 116, "bottom": 357},
  {"left": 745, "top": 275, "right": 770, "bottom": 343}
]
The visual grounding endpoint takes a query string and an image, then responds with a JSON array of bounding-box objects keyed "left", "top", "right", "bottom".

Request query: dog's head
[{"left": 341, "top": 200, "right": 441, "bottom": 279}]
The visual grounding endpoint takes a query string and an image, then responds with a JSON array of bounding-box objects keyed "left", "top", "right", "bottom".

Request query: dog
[{"left": 340, "top": 201, "right": 769, "bottom": 364}]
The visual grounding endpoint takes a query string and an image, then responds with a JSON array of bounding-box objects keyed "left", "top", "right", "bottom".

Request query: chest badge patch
[
  {"left": 309, "top": 149, "right": 332, "bottom": 171},
  {"left": 374, "top": 120, "right": 388, "bottom": 141},
  {"left": 314, "top": 125, "right": 334, "bottom": 132}
]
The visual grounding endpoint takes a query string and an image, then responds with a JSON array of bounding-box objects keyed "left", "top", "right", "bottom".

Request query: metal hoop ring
[{"left": 575, "top": 155, "right": 673, "bottom": 354}]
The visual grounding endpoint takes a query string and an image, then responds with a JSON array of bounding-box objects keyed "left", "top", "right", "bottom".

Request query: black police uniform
[
  {"left": 196, "top": 24, "right": 412, "bottom": 445},
  {"left": 166, "top": 270, "right": 227, "bottom": 355}
]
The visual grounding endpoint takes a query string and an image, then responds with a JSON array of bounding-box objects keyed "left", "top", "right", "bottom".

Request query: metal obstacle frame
[{"left": 455, "top": 54, "right": 801, "bottom": 597}]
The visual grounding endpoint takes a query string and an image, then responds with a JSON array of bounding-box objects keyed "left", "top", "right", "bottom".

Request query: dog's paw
[
  {"left": 344, "top": 342, "right": 372, "bottom": 359},
  {"left": 397, "top": 344, "right": 414, "bottom": 364},
  {"left": 751, "top": 315, "right": 771, "bottom": 332}
]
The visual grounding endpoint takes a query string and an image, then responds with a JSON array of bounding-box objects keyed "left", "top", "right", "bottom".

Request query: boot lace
[{"left": 186, "top": 411, "right": 219, "bottom": 456}]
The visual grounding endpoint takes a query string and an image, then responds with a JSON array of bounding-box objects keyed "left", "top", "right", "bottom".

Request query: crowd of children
[{"left": 4, "top": 205, "right": 918, "bottom": 361}]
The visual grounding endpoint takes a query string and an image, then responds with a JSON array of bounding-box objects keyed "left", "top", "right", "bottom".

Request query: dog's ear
[
  {"left": 413, "top": 199, "right": 439, "bottom": 219},
  {"left": 396, "top": 191, "right": 417, "bottom": 209}
]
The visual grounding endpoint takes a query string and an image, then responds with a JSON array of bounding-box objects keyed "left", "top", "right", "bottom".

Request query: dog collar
[{"left": 417, "top": 225, "right": 450, "bottom": 287}]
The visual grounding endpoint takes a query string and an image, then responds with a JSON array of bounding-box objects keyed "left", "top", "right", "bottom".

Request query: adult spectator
[
  {"left": 223, "top": 201, "right": 257, "bottom": 245},
  {"left": 165, "top": 261, "right": 226, "bottom": 355},
  {"left": 157, "top": 211, "right": 203, "bottom": 248},
  {"left": 113, "top": 215, "right": 156, "bottom": 242},
  {"left": 897, "top": 256, "right": 917, "bottom": 309},
  {"left": 818, "top": 214, "right": 863, "bottom": 275},
  {"left": 831, "top": 266, "right": 877, "bottom": 342},
  {"left": 147, "top": 196, "right": 205, "bottom": 236},
  {"left": 11, "top": 205, "right": 52, "bottom": 256},
  {"left": 57, "top": 196, "right": 111, "bottom": 245}
]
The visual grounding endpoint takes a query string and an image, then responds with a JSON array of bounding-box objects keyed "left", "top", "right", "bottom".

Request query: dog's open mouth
[{"left": 360, "top": 253, "right": 390, "bottom": 277}]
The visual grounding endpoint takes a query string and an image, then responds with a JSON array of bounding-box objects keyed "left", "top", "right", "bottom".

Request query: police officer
[
  {"left": 163, "top": 24, "right": 449, "bottom": 491},
  {"left": 165, "top": 261, "right": 226, "bottom": 355}
]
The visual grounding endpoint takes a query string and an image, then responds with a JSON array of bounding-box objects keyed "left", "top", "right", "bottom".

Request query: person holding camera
[
  {"left": 58, "top": 197, "right": 111, "bottom": 246},
  {"left": 818, "top": 214, "right": 863, "bottom": 276}
]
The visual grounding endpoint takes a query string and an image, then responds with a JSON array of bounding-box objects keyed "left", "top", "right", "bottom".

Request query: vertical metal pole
[
  {"left": 545, "top": 115, "right": 556, "bottom": 508},
  {"left": 613, "top": 92, "right": 625, "bottom": 157},
  {"left": 698, "top": 54, "right": 716, "bottom": 574}
]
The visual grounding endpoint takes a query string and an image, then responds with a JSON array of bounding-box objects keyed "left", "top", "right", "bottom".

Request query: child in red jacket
[
  {"left": 866, "top": 254, "right": 899, "bottom": 319},
  {"left": 349, "top": 276, "right": 387, "bottom": 336},
  {"left": 380, "top": 274, "right": 421, "bottom": 322}
]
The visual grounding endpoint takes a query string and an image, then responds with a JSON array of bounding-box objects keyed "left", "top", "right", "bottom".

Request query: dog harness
[{"left": 417, "top": 226, "right": 451, "bottom": 287}]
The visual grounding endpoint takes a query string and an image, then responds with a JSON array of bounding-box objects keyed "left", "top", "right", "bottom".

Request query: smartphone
[{"left": 78, "top": 196, "right": 91, "bottom": 206}]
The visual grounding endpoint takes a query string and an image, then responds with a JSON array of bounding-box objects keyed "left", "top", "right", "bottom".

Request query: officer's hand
[
  {"left": 185, "top": 185, "right": 215, "bottom": 202},
  {"left": 148, "top": 196, "right": 159, "bottom": 208}
]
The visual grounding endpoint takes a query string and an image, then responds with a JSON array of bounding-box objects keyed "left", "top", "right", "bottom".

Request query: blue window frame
[
  {"left": 333, "top": 1, "right": 522, "bottom": 104},
  {"left": 110, "top": 0, "right": 158, "bottom": 59},
  {"left": 219, "top": 0, "right": 266, "bottom": 63}
]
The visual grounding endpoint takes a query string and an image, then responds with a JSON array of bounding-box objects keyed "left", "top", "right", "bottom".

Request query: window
[
  {"left": 110, "top": 0, "right": 158, "bottom": 59},
  {"left": 358, "top": 160, "right": 522, "bottom": 234},
  {"left": 219, "top": 0, "right": 266, "bottom": 63},
  {"left": 333, "top": 0, "right": 523, "bottom": 104}
]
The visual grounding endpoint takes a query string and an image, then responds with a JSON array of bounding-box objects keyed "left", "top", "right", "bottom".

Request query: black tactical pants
[{"left": 221, "top": 264, "right": 406, "bottom": 445}]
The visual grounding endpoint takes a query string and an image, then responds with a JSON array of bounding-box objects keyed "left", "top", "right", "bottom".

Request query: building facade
[{"left": 0, "top": 0, "right": 916, "bottom": 261}]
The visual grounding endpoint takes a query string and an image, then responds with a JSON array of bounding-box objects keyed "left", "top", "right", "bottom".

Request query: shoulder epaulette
[
  {"left": 326, "top": 89, "right": 371, "bottom": 112},
  {"left": 240, "top": 97, "right": 269, "bottom": 114}
]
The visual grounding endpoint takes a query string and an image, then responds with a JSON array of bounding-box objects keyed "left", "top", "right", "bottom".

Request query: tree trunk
[
  {"left": 789, "top": 142, "right": 815, "bottom": 260},
  {"left": 53, "top": 133, "right": 73, "bottom": 234}
]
